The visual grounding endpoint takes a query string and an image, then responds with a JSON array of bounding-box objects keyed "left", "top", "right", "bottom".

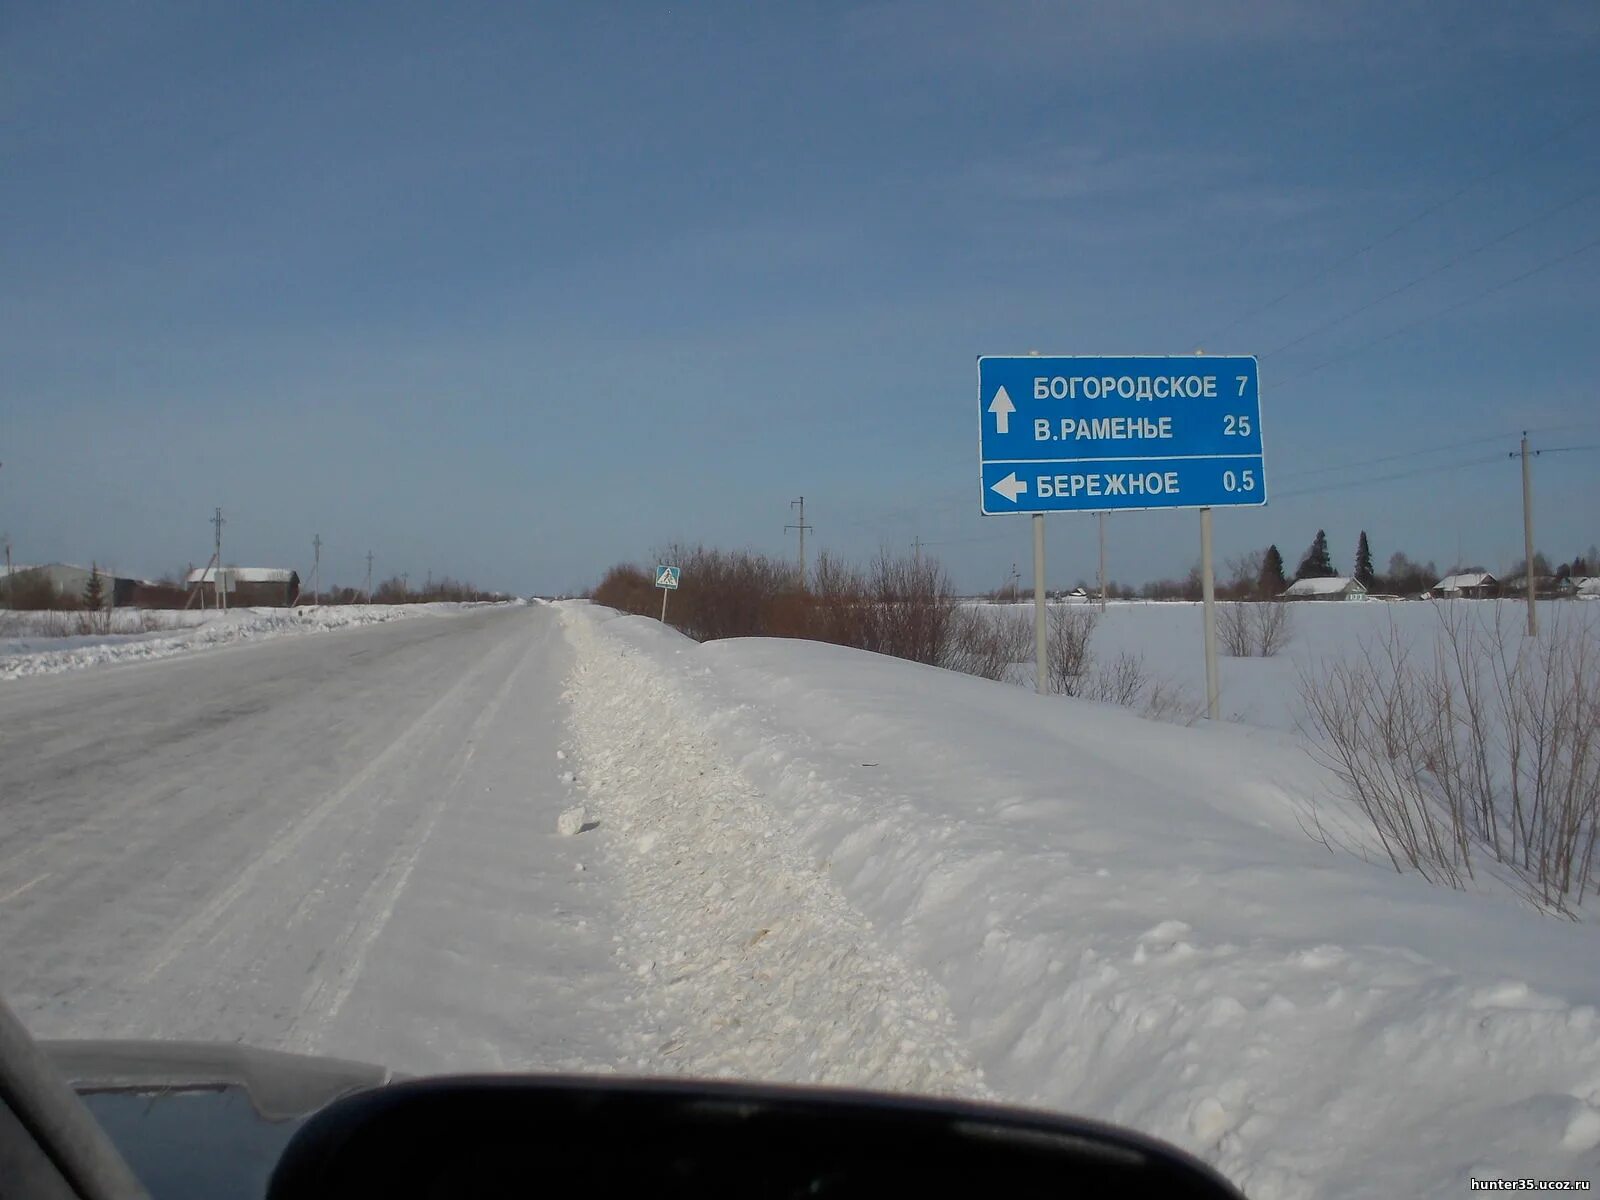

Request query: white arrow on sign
[
  {"left": 987, "top": 386, "right": 1015, "bottom": 434},
  {"left": 990, "top": 472, "right": 1028, "bottom": 503}
]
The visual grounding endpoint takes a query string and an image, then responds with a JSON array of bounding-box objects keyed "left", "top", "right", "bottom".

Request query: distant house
[
  {"left": 1500, "top": 574, "right": 1562, "bottom": 599},
  {"left": 1574, "top": 577, "right": 1600, "bottom": 601},
  {"left": 1282, "top": 576, "right": 1369, "bottom": 601},
  {"left": 1434, "top": 572, "right": 1496, "bottom": 598},
  {"left": 186, "top": 566, "right": 301, "bottom": 608},
  {"left": 0, "top": 563, "right": 136, "bottom": 607}
]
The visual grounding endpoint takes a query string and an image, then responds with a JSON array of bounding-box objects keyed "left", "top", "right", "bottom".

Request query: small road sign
[
  {"left": 979, "top": 356, "right": 1265, "bottom": 514},
  {"left": 655, "top": 565, "right": 681, "bottom": 590}
]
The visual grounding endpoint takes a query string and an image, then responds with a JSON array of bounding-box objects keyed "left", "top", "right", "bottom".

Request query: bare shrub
[
  {"left": 1141, "top": 679, "right": 1206, "bottom": 727},
  {"left": 1224, "top": 551, "right": 1264, "bottom": 600},
  {"left": 865, "top": 550, "right": 957, "bottom": 665},
  {"left": 1300, "top": 626, "right": 1470, "bottom": 887},
  {"left": 1218, "top": 603, "right": 1253, "bottom": 656},
  {"left": 1047, "top": 605, "right": 1098, "bottom": 695},
  {"left": 1085, "top": 651, "right": 1146, "bottom": 707},
  {"left": 76, "top": 608, "right": 112, "bottom": 636},
  {"left": 1217, "top": 600, "right": 1293, "bottom": 658},
  {"left": 1253, "top": 601, "right": 1293, "bottom": 656},
  {"left": 591, "top": 563, "right": 657, "bottom": 618},
  {"left": 943, "top": 606, "right": 1032, "bottom": 680},
  {"left": 1301, "top": 602, "right": 1600, "bottom": 911}
]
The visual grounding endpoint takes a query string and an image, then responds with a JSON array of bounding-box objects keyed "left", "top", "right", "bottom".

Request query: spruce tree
[
  {"left": 1259, "top": 544, "right": 1287, "bottom": 595},
  {"left": 1295, "top": 531, "right": 1335, "bottom": 580},
  {"left": 83, "top": 563, "right": 105, "bottom": 612},
  {"left": 1354, "top": 532, "right": 1375, "bottom": 589}
]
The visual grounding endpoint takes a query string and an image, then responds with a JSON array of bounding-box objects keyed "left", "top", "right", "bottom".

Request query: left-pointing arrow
[
  {"left": 990, "top": 472, "right": 1027, "bottom": 503},
  {"left": 988, "top": 386, "right": 1015, "bottom": 434}
]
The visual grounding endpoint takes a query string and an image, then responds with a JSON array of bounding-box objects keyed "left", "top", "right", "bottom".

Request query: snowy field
[
  {"left": 0, "top": 601, "right": 522, "bottom": 680},
  {"left": 560, "top": 600, "right": 1600, "bottom": 1200},
  {"left": 976, "top": 595, "right": 1599, "bottom": 731}
]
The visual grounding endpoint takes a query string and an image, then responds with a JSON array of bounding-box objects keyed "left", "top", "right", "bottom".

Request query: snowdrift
[{"left": 561, "top": 602, "right": 1600, "bottom": 1200}]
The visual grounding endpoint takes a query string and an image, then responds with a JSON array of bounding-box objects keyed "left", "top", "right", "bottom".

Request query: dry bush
[
  {"left": 866, "top": 550, "right": 957, "bottom": 665},
  {"left": 1301, "top": 602, "right": 1600, "bottom": 911},
  {"left": 1047, "top": 605, "right": 1098, "bottom": 695},
  {"left": 1218, "top": 603, "right": 1253, "bottom": 656},
  {"left": 1084, "top": 650, "right": 1146, "bottom": 707},
  {"left": 1253, "top": 601, "right": 1293, "bottom": 656},
  {"left": 651, "top": 545, "right": 798, "bottom": 642},
  {"left": 1141, "top": 679, "right": 1206, "bottom": 727},
  {"left": 943, "top": 606, "right": 1032, "bottom": 680},
  {"left": 1219, "top": 600, "right": 1293, "bottom": 657},
  {"left": 1224, "top": 551, "right": 1264, "bottom": 600},
  {"left": 591, "top": 564, "right": 658, "bottom": 619},
  {"left": 76, "top": 608, "right": 112, "bottom": 636}
]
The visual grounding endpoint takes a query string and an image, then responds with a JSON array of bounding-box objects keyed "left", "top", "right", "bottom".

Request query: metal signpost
[
  {"left": 655, "top": 564, "right": 681, "bottom": 624},
  {"left": 979, "top": 355, "right": 1265, "bottom": 714}
]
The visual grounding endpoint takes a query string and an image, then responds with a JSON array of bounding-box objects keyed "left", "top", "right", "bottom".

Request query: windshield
[{"left": 3, "top": 6, "right": 1599, "bottom": 1200}]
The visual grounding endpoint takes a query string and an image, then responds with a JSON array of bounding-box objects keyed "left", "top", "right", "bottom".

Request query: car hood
[{"left": 43, "top": 1039, "right": 394, "bottom": 1122}]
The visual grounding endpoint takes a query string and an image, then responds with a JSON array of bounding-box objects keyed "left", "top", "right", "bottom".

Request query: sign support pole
[
  {"left": 660, "top": 588, "right": 669, "bottom": 625},
  {"left": 1033, "top": 512, "right": 1047, "bottom": 695},
  {"left": 1200, "top": 506, "right": 1219, "bottom": 720},
  {"left": 1098, "top": 512, "right": 1107, "bottom": 614}
]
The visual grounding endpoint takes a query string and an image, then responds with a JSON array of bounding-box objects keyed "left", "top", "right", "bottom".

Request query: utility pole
[
  {"left": 786, "top": 496, "right": 813, "bottom": 589},
  {"left": 365, "top": 551, "right": 374, "bottom": 605},
  {"left": 212, "top": 507, "right": 227, "bottom": 613},
  {"left": 312, "top": 534, "right": 322, "bottom": 605},
  {"left": 1518, "top": 432, "right": 1539, "bottom": 637},
  {"left": 1098, "top": 512, "right": 1107, "bottom": 614},
  {"left": 912, "top": 535, "right": 924, "bottom": 567}
]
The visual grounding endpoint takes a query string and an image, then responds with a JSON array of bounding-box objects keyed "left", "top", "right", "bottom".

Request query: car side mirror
[{"left": 267, "top": 1075, "right": 1245, "bottom": 1199}]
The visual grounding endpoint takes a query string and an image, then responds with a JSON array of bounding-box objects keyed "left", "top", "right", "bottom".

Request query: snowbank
[
  {"left": 560, "top": 602, "right": 1600, "bottom": 1200},
  {"left": 0, "top": 602, "right": 523, "bottom": 680}
]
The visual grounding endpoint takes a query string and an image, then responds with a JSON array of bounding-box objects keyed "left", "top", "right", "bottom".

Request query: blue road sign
[
  {"left": 655, "top": 565, "right": 681, "bottom": 590},
  {"left": 979, "top": 356, "right": 1265, "bottom": 515}
]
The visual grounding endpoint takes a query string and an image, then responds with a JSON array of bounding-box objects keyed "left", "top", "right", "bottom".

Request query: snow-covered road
[
  {"left": 0, "top": 603, "right": 633, "bottom": 1075},
  {"left": 7, "top": 597, "right": 1598, "bottom": 1198}
]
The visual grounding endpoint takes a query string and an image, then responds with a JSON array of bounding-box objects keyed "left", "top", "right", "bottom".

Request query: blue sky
[{"left": 4, "top": 2, "right": 1598, "bottom": 594}]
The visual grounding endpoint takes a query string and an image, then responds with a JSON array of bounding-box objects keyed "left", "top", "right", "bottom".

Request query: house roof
[
  {"left": 187, "top": 567, "right": 297, "bottom": 584},
  {"left": 2, "top": 562, "right": 126, "bottom": 579},
  {"left": 1283, "top": 576, "right": 1364, "bottom": 596},
  {"left": 1435, "top": 573, "right": 1495, "bottom": 590},
  {"left": 1576, "top": 577, "right": 1600, "bottom": 596}
]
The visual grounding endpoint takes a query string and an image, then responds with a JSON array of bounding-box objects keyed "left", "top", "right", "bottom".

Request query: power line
[
  {"left": 1277, "top": 231, "right": 1600, "bottom": 385},
  {"left": 1264, "top": 182, "right": 1600, "bottom": 358},
  {"left": 1195, "top": 105, "right": 1596, "bottom": 347},
  {"left": 1273, "top": 453, "right": 1507, "bottom": 502},
  {"left": 1282, "top": 429, "right": 1518, "bottom": 481}
]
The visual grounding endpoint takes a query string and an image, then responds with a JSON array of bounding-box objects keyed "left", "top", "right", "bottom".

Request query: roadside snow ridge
[{"left": 562, "top": 611, "right": 989, "bottom": 1098}]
